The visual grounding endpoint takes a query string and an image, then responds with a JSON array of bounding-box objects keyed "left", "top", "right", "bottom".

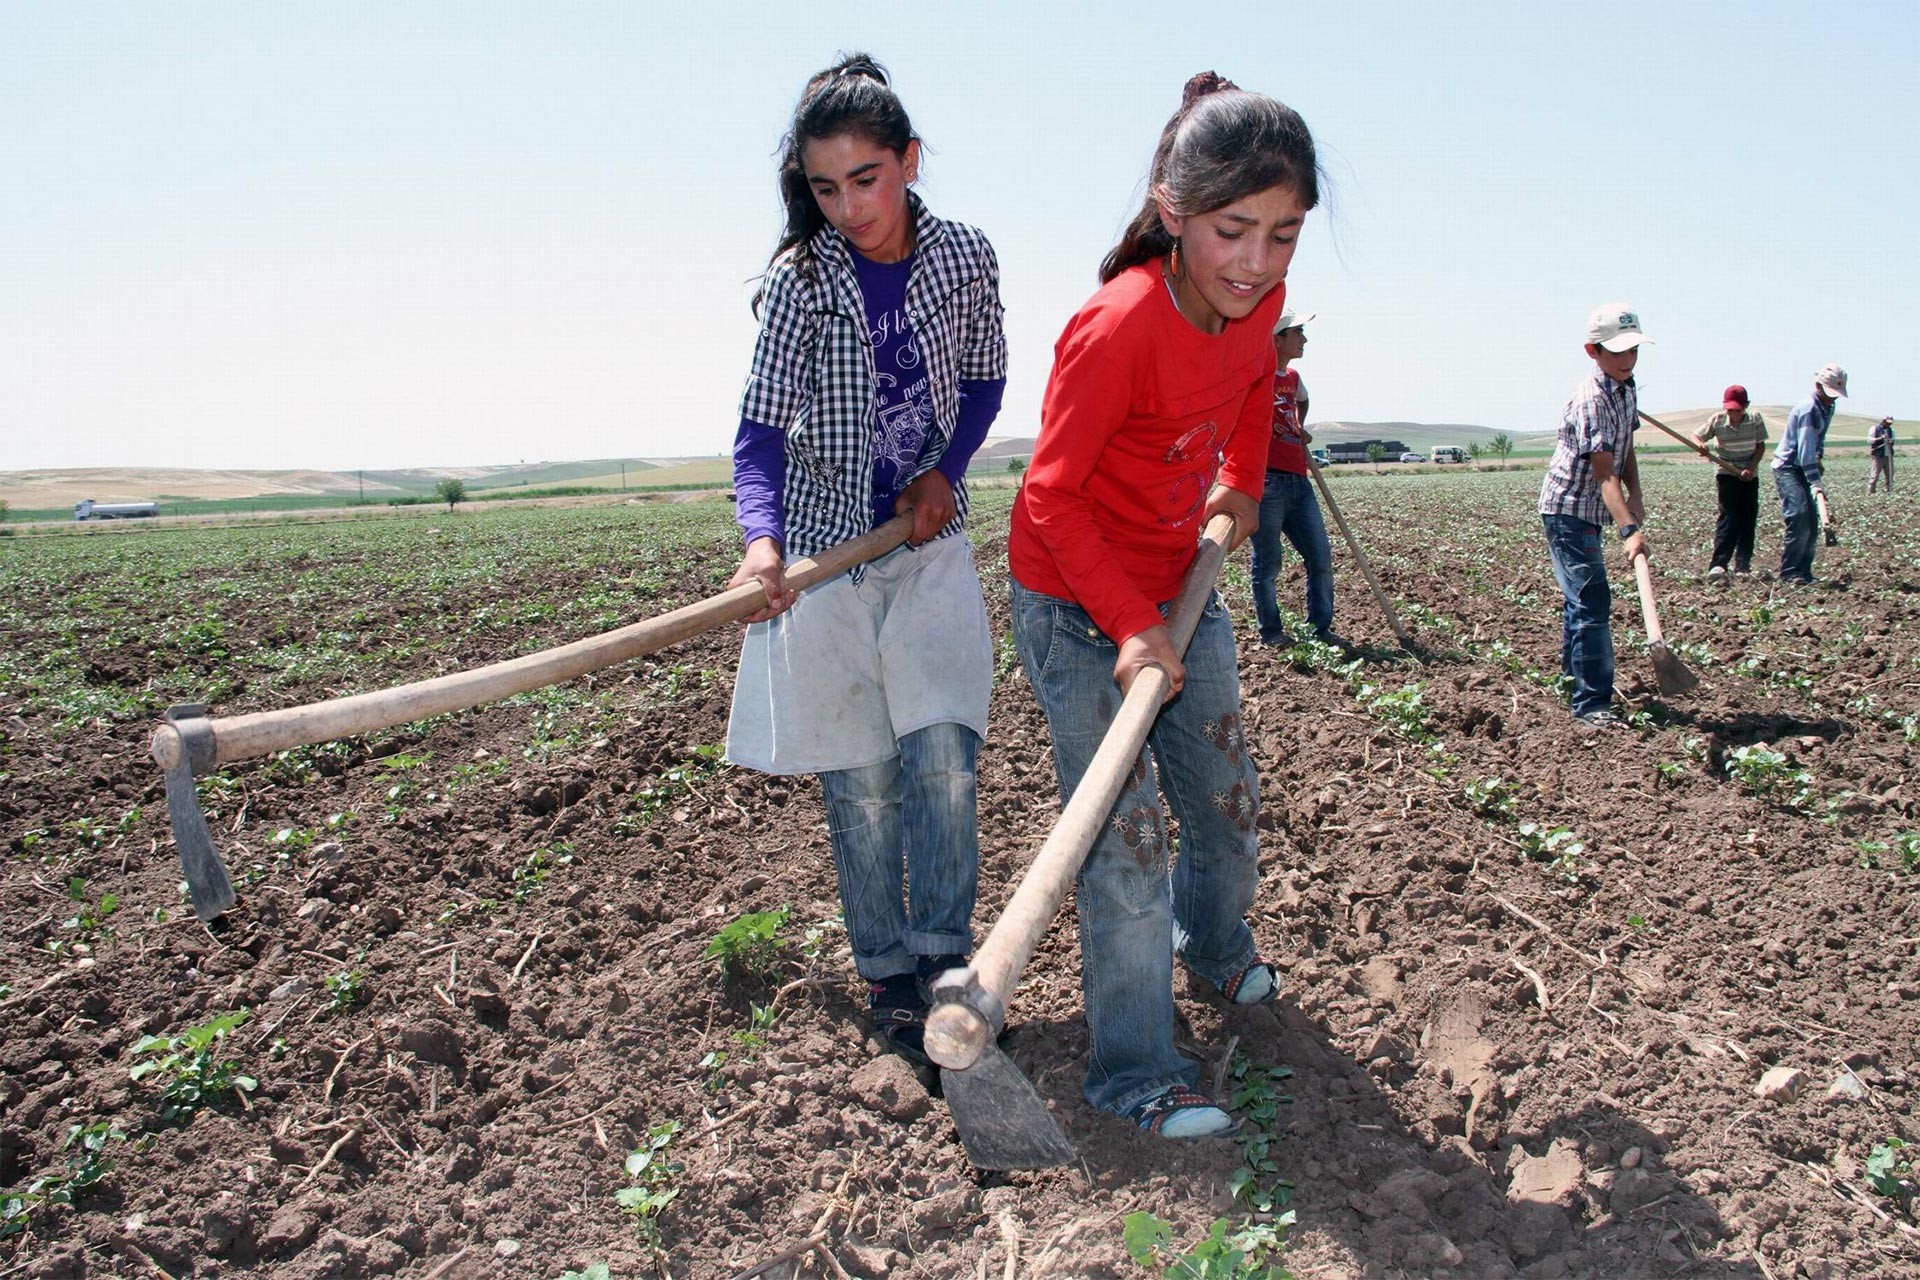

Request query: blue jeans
[
  {"left": 1010, "top": 580, "right": 1261, "bottom": 1116},
  {"left": 1249, "top": 470, "right": 1335, "bottom": 641},
  {"left": 818, "top": 721, "right": 979, "bottom": 981},
  {"left": 1540, "top": 515, "right": 1614, "bottom": 719},
  {"left": 1774, "top": 464, "right": 1818, "bottom": 582}
]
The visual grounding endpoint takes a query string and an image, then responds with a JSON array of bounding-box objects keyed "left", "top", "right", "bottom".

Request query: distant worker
[
  {"left": 1869, "top": 415, "right": 1896, "bottom": 493},
  {"left": 1692, "top": 384, "right": 1767, "bottom": 581},
  {"left": 1248, "top": 309, "right": 1341, "bottom": 648},
  {"left": 1537, "top": 303, "right": 1651, "bottom": 728},
  {"left": 1772, "top": 363, "right": 1846, "bottom": 584}
]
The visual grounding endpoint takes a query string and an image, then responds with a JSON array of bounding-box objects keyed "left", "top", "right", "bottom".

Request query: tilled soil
[{"left": 2, "top": 463, "right": 1916, "bottom": 1279}]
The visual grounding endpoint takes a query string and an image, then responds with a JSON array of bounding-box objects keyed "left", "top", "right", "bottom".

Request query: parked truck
[{"left": 73, "top": 499, "right": 160, "bottom": 521}]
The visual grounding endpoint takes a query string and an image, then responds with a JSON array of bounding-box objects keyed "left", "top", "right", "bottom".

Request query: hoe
[
  {"left": 150, "top": 515, "right": 915, "bottom": 921},
  {"left": 926, "top": 513, "right": 1236, "bottom": 1169}
]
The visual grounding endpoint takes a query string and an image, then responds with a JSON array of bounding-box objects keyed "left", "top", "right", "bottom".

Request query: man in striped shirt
[
  {"left": 1537, "top": 303, "right": 1651, "bottom": 727},
  {"left": 1693, "top": 384, "right": 1768, "bottom": 580}
]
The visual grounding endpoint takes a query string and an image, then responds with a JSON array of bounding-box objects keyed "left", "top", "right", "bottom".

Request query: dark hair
[
  {"left": 755, "top": 53, "right": 919, "bottom": 310},
  {"left": 1100, "top": 72, "right": 1321, "bottom": 284}
]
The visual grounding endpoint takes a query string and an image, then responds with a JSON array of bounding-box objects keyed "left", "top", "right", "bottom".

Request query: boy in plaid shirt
[{"left": 1537, "top": 303, "right": 1652, "bottom": 726}]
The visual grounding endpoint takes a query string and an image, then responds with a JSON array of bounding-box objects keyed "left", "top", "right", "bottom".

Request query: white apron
[{"left": 725, "top": 534, "right": 993, "bottom": 776}]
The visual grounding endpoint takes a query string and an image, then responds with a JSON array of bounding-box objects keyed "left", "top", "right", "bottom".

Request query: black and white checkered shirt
[
  {"left": 1538, "top": 368, "right": 1637, "bottom": 526},
  {"left": 739, "top": 195, "right": 1008, "bottom": 558}
]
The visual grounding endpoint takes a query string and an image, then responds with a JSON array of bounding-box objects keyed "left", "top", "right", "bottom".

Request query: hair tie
[{"left": 1180, "top": 71, "right": 1239, "bottom": 109}]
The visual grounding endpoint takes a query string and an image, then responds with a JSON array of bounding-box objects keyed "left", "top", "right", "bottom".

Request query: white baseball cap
[
  {"left": 1274, "top": 309, "right": 1315, "bottom": 334},
  {"left": 1585, "top": 303, "right": 1651, "bottom": 352},
  {"left": 1815, "top": 363, "right": 1848, "bottom": 398}
]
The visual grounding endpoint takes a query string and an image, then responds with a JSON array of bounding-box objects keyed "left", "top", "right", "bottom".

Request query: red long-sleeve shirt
[{"left": 1011, "top": 260, "right": 1283, "bottom": 644}]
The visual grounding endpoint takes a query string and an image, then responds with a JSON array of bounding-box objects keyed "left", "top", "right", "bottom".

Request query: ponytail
[
  {"left": 754, "top": 53, "right": 920, "bottom": 313},
  {"left": 1100, "top": 72, "right": 1321, "bottom": 284}
]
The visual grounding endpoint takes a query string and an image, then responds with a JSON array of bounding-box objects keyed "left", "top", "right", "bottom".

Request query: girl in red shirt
[{"left": 1008, "top": 73, "right": 1320, "bottom": 1138}]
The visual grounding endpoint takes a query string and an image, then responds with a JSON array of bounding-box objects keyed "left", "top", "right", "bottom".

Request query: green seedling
[
  {"left": 705, "top": 907, "right": 790, "bottom": 984},
  {"left": 1856, "top": 833, "right": 1920, "bottom": 874},
  {"left": 1626, "top": 913, "right": 1650, "bottom": 931},
  {"left": 799, "top": 913, "right": 845, "bottom": 964},
  {"left": 513, "top": 844, "right": 574, "bottom": 903},
  {"left": 616, "top": 1120, "right": 684, "bottom": 1252},
  {"left": 1357, "top": 681, "right": 1435, "bottom": 744},
  {"left": 129, "top": 1009, "right": 257, "bottom": 1123},
  {"left": 558, "top": 1266, "right": 612, "bottom": 1280},
  {"left": 56, "top": 877, "right": 120, "bottom": 954},
  {"left": 1724, "top": 745, "right": 1816, "bottom": 809},
  {"left": 1462, "top": 776, "right": 1518, "bottom": 821},
  {"left": 0, "top": 1120, "right": 127, "bottom": 1240},
  {"left": 1653, "top": 760, "right": 1685, "bottom": 786},
  {"left": 1122, "top": 1212, "right": 1295, "bottom": 1280},
  {"left": 325, "top": 969, "right": 366, "bottom": 1012},
  {"left": 1866, "top": 1138, "right": 1915, "bottom": 1219},
  {"left": 1516, "top": 822, "right": 1585, "bottom": 883}
]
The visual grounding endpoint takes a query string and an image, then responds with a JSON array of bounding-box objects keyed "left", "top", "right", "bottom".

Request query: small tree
[
  {"left": 1488, "top": 432, "right": 1515, "bottom": 461},
  {"left": 0, "top": 498, "right": 10, "bottom": 523},
  {"left": 1006, "top": 456, "right": 1028, "bottom": 473},
  {"left": 1466, "top": 441, "right": 1485, "bottom": 460},
  {"left": 434, "top": 478, "right": 467, "bottom": 511},
  {"left": 1366, "top": 442, "right": 1387, "bottom": 464}
]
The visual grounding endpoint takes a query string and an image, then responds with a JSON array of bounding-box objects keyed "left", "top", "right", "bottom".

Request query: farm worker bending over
[
  {"left": 1693, "top": 383, "right": 1768, "bottom": 581},
  {"left": 1772, "top": 363, "right": 1846, "bottom": 584},
  {"left": 1010, "top": 73, "right": 1316, "bottom": 1139},
  {"left": 724, "top": 55, "right": 1008, "bottom": 1067},
  {"left": 1537, "top": 303, "right": 1651, "bottom": 728},
  {"left": 1247, "top": 308, "right": 1341, "bottom": 647},
  {"left": 1869, "top": 416, "right": 1895, "bottom": 494}
]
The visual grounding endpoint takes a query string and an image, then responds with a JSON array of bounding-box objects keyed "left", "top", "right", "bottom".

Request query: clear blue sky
[{"left": 4, "top": 1, "right": 1915, "bottom": 471}]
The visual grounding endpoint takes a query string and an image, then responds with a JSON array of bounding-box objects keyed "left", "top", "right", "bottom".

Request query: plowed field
[{"left": 3, "top": 458, "right": 1916, "bottom": 1279}]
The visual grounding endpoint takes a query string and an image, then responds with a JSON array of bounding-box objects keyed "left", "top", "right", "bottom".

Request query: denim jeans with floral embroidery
[{"left": 1009, "top": 580, "right": 1261, "bottom": 1117}]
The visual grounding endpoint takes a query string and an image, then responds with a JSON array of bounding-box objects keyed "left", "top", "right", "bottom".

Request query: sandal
[
  {"left": 1221, "top": 958, "right": 1281, "bottom": 1006},
  {"left": 1129, "top": 1085, "right": 1235, "bottom": 1139},
  {"left": 868, "top": 979, "right": 931, "bottom": 1068}
]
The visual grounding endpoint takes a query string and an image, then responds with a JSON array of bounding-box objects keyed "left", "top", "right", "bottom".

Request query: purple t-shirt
[{"left": 851, "top": 250, "right": 933, "bottom": 529}]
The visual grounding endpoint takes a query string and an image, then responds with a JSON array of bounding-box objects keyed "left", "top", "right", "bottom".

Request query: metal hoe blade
[
  {"left": 940, "top": 1046, "right": 1075, "bottom": 1170},
  {"left": 1649, "top": 643, "right": 1700, "bottom": 697},
  {"left": 160, "top": 706, "right": 237, "bottom": 920}
]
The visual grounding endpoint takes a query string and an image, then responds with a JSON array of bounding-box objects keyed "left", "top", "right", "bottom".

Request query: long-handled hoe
[
  {"left": 925, "top": 513, "right": 1236, "bottom": 1170},
  {"left": 150, "top": 515, "right": 916, "bottom": 921},
  {"left": 1630, "top": 552, "right": 1700, "bottom": 697},
  {"left": 1305, "top": 459, "right": 1418, "bottom": 654}
]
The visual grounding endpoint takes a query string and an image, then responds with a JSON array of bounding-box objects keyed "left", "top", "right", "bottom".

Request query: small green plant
[
  {"left": 1462, "top": 776, "right": 1518, "bottom": 821},
  {"left": 1866, "top": 1138, "right": 1915, "bottom": 1219},
  {"left": 1226, "top": 1052, "right": 1296, "bottom": 1216},
  {"left": 1626, "top": 913, "right": 1650, "bottom": 932},
  {"left": 1653, "top": 760, "right": 1686, "bottom": 785},
  {"left": 324, "top": 969, "right": 366, "bottom": 1012},
  {"left": 57, "top": 877, "right": 120, "bottom": 954},
  {"left": 1516, "top": 822, "right": 1585, "bottom": 883},
  {"left": 1724, "top": 744, "right": 1816, "bottom": 809},
  {"left": 0, "top": 1120, "right": 127, "bottom": 1240},
  {"left": 1359, "top": 681, "right": 1435, "bottom": 744},
  {"left": 798, "top": 913, "right": 845, "bottom": 964},
  {"left": 513, "top": 844, "right": 574, "bottom": 903},
  {"left": 1122, "top": 1212, "right": 1295, "bottom": 1280},
  {"left": 616, "top": 1120, "right": 684, "bottom": 1251},
  {"left": 705, "top": 907, "right": 791, "bottom": 984},
  {"left": 1856, "top": 832, "right": 1920, "bottom": 874},
  {"left": 558, "top": 1266, "right": 612, "bottom": 1280},
  {"left": 129, "top": 1010, "right": 257, "bottom": 1122}
]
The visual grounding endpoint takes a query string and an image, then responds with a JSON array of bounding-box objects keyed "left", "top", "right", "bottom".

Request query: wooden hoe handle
[
  {"left": 1631, "top": 552, "right": 1665, "bottom": 647},
  {"left": 151, "top": 514, "right": 915, "bottom": 772},
  {"left": 1637, "top": 410, "right": 1744, "bottom": 478},
  {"left": 925, "top": 514, "right": 1236, "bottom": 1070},
  {"left": 1306, "top": 460, "right": 1415, "bottom": 650}
]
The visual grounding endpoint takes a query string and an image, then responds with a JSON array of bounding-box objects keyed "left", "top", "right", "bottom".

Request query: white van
[{"left": 1431, "top": 446, "right": 1469, "bottom": 465}]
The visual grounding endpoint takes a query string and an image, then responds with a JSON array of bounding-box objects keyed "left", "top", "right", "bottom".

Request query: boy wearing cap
[
  {"left": 1693, "top": 385, "right": 1768, "bottom": 580},
  {"left": 1869, "top": 416, "right": 1896, "bottom": 494},
  {"left": 1537, "top": 303, "right": 1650, "bottom": 727},
  {"left": 1249, "top": 309, "right": 1339, "bottom": 647},
  {"left": 1771, "top": 363, "right": 1846, "bottom": 584}
]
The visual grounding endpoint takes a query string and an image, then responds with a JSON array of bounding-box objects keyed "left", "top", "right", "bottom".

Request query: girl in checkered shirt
[
  {"left": 722, "top": 55, "right": 1008, "bottom": 1068},
  {"left": 1008, "top": 73, "right": 1318, "bottom": 1139}
]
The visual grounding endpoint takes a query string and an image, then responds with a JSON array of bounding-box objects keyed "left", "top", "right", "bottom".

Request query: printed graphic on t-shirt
[
  {"left": 1160, "top": 418, "right": 1222, "bottom": 526},
  {"left": 1272, "top": 385, "right": 1303, "bottom": 446},
  {"left": 870, "top": 307, "right": 933, "bottom": 472}
]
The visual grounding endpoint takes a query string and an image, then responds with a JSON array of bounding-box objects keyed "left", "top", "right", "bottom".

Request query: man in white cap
[
  {"left": 1248, "top": 308, "right": 1339, "bottom": 647},
  {"left": 1770, "top": 363, "right": 1846, "bottom": 583},
  {"left": 1536, "top": 303, "right": 1651, "bottom": 727}
]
